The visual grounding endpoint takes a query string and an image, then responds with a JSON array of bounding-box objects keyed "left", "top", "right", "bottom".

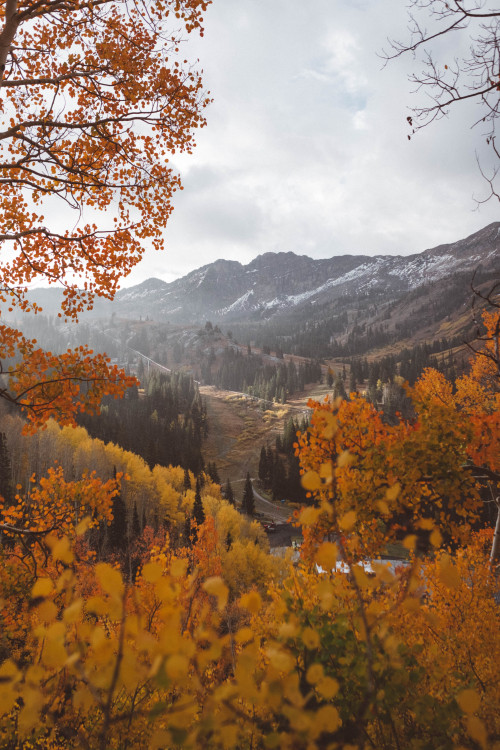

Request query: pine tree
[
  {"left": 266, "top": 444, "right": 274, "bottom": 463},
  {"left": 193, "top": 477, "right": 205, "bottom": 525},
  {"left": 183, "top": 467, "right": 191, "bottom": 490},
  {"left": 283, "top": 418, "right": 297, "bottom": 453},
  {"left": 108, "top": 469, "right": 127, "bottom": 551},
  {"left": 224, "top": 479, "right": 235, "bottom": 506},
  {"left": 287, "top": 455, "right": 305, "bottom": 504},
  {"left": 242, "top": 472, "right": 255, "bottom": 516},
  {"left": 334, "top": 376, "right": 347, "bottom": 400},
  {"left": 266, "top": 446, "right": 275, "bottom": 486},
  {"left": 207, "top": 462, "right": 220, "bottom": 485},
  {"left": 272, "top": 457, "right": 287, "bottom": 502}
]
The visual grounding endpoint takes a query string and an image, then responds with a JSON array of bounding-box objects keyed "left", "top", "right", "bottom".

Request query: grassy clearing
[{"left": 200, "top": 386, "right": 290, "bottom": 485}]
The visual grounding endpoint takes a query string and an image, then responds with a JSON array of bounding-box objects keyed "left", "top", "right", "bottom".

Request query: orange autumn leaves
[
  {"left": 0, "top": 464, "right": 120, "bottom": 540},
  {"left": 297, "top": 311, "right": 500, "bottom": 561},
  {"left": 0, "top": 530, "right": 496, "bottom": 749},
  {"left": 4, "top": 1, "right": 499, "bottom": 746},
  {"left": 0, "top": 344, "right": 499, "bottom": 746},
  {"left": 297, "top": 388, "right": 479, "bottom": 558},
  {"left": 0, "top": 0, "right": 211, "bottom": 309},
  {"left": 0, "top": 0, "right": 211, "bottom": 424},
  {"left": 0, "top": 324, "right": 137, "bottom": 430}
]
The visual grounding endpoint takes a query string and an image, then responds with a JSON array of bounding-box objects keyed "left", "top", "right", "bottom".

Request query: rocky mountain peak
[{"left": 26, "top": 223, "right": 500, "bottom": 329}]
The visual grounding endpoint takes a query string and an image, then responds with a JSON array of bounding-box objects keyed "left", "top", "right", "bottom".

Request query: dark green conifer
[
  {"left": 287, "top": 456, "right": 305, "bottom": 504},
  {"left": 224, "top": 479, "right": 235, "bottom": 506},
  {"left": 193, "top": 477, "right": 205, "bottom": 525},
  {"left": 207, "top": 462, "right": 220, "bottom": 485},
  {"left": 266, "top": 446, "right": 274, "bottom": 486},
  {"left": 242, "top": 472, "right": 255, "bottom": 516},
  {"left": 283, "top": 418, "right": 297, "bottom": 453},
  {"left": 334, "top": 376, "right": 347, "bottom": 400},
  {"left": 272, "top": 457, "right": 287, "bottom": 502},
  {"left": 108, "top": 469, "right": 127, "bottom": 551}
]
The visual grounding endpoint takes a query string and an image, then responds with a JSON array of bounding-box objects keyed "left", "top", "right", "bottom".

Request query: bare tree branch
[{"left": 382, "top": 1, "right": 500, "bottom": 201}]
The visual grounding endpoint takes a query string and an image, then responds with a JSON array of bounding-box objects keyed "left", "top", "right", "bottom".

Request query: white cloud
[
  {"left": 123, "top": 0, "right": 499, "bottom": 286},
  {"left": 319, "top": 29, "right": 368, "bottom": 93}
]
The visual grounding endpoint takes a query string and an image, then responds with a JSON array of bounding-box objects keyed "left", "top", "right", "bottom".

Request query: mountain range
[
  {"left": 111, "top": 222, "right": 497, "bottom": 321},
  {"left": 27, "top": 222, "right": 499, "bottom": 349}
]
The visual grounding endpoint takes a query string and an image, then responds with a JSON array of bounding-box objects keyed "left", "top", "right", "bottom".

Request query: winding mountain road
[{"left": 251, "top": 481, "right": 291, "bottom": 522}]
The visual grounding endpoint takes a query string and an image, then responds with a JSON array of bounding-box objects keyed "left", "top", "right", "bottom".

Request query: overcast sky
[{"left": 125, "top": 0, "right": 499, "bottom": 286}]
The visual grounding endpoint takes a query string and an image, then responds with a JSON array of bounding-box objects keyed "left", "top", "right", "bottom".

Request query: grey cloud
[{"left": 124, "top": 0, "right": 499, "bottom": 285}]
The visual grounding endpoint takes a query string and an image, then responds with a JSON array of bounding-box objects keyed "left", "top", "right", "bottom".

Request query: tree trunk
[
  {"left": 0, "top": 0, "right": 18, "bottom": 81},
  {"left": 490, "top": 499, "right": 500, "bottom": 565}
]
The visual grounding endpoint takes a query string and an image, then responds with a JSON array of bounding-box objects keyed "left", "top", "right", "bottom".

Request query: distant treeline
[
  {"left": 11, "top": 313, "right": 121, "bottom": 359},
  {"left": 228, "top": 308, "right": 348, "bottom": 360},
  {"left": 348, "top": 337, "right": 469, "bottom": 391},
  {"left": 201, "top": 348, "right": 322, "bottom": 402},
  {"left": 78, "top": 371, "right": 208, "bottom": 474}
]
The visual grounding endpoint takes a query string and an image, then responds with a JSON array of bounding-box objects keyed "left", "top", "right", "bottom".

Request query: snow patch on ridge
[
  {"left": 217, "top": 289, "right": 255, "bottom": 315},
  {"left": 389, "top": 253, "right": 463, "bottom": 286},
  {"left": 264, "top": 261, "right": 385, "bottom": 309},
  {"left": 195, "top": 270, "right": 208, "bottom": 288}
]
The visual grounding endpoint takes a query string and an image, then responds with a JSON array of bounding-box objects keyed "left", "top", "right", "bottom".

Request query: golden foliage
[{"left": 1, "top": 334, "right": 499, "bottom": 747}]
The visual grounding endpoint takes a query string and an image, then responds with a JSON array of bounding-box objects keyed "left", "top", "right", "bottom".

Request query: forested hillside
[
  {"left": 0, "top": 300, "right": 499, "bottom": 749},
  {"left": 201, "top": 347, "right": 322, "bottom": 403},
  {"left": 1, "top": 0, "right": 500, "bottom": 748},
  {"left": 78, "top": 371, "right": 208, "bottom": 475}
]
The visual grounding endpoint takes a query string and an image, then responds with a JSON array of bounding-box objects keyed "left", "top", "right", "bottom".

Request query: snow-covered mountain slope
[
  {"left": 25, "top": 222, "right": 498, "bottom": 329},
  {"left": 108, "top": 222, "right": 499, "bottom": 324}
]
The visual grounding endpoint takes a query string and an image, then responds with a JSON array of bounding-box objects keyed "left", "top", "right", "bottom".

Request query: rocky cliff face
[
  {"left": 25, "top": 222, "right": 499, "bottom": 328},
  {"left": 109, "top": 222, "right": 499, "bottom": 324}
]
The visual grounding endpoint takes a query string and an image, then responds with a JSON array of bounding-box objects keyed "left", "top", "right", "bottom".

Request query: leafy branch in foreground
[{"left": 0, "top": 0, "right": 211, "bottom": 422}]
